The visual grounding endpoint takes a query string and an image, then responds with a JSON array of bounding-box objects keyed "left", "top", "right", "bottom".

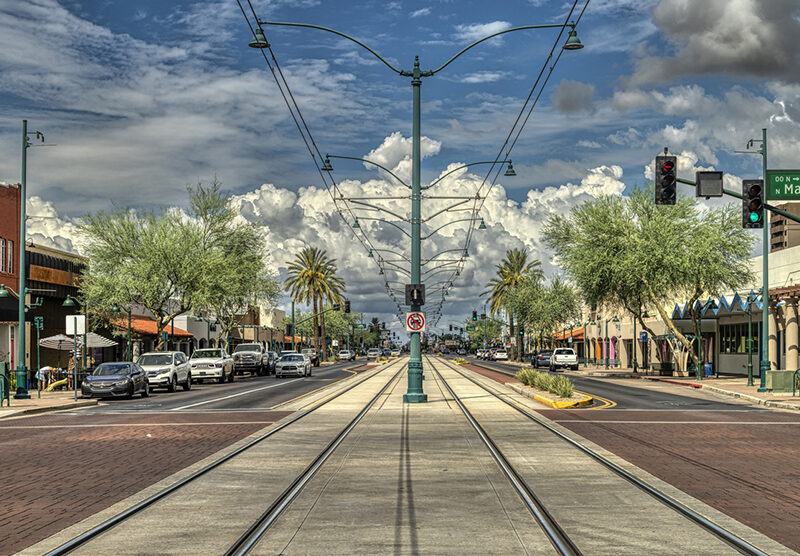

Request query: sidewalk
[{"left": 0, "top": 389, "right": 98, "bottom": 419}]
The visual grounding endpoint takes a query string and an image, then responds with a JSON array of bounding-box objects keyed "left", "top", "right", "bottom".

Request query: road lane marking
[
  {"left": 551, "top": 420, "right": 800, "bottom": 424},
  {"left": 268, "top": 367, "right": 359, "bottom": 409},
  {"left": 0, "top": 421, "right": 279, "bottom": 429},
  {"left": 169, "top": 379, "right": 303, "bottom": 410},
  {"left": 576, "top": 390, "right": 617, "bottom": 410}
]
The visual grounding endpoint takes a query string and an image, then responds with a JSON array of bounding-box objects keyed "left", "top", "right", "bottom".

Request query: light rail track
[
  {"left": 428, "top": 357, "right": 581, "bottom": 556},
  {"left": 45, "top": 358, "right": 406, "bottom": 556},
  {"left": 437, "top": 357, "right": 770, "bottom": 556}
]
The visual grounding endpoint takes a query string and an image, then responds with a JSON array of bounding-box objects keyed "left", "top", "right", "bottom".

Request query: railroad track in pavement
[{"left": 431, "top": 356, "right": 769, "bottom": 556}]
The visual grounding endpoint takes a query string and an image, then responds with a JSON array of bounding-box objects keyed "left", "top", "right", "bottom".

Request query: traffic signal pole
[{"left": 759, "top": 128, "right": 769, "bottom": 391}]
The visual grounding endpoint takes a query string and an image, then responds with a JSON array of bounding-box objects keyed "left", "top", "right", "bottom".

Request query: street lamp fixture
[
  {"left": 478, "top": 218, "right": 487, "bottom": 230},
  {"left": 248, "top": 27, "right": 269, "bottom": 49},
  {"left": 504, "top": 161, "right": 516, "bottom": 177},
  {"left": 562, "top": 23, "right": 584, "bottom": 50},
  {"left": 352, "top": 218, "right": 360, "bottom": 229},
  {"left": 321, "top": 154, "right": 334, "bottom": 172}
]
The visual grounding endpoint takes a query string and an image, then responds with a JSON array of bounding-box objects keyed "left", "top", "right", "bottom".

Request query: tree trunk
[
  {"left": 320, "top": 307, "right": 327, "bottom": 362},
  {"left": 643, "top": 279, "right": 699, "bottom": 369},
  {"left": 508, "top": 312, "right": 515, "bottom": 360},
  {"left": 313, "top": 295, "right": 319, "bottom": 353}
]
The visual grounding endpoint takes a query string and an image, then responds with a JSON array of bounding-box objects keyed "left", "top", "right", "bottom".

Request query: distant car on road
[
  {"left": 265, "top": 351, "right": 278, "bottom": 375},
  {"left": 338, "top": 349, "right": 355, "bottom": 361},
  {"left": 82, "top": 362, "right": 149, "bottom": 399},
  {"left": 190, "top": 348, "right": 234, "bottom": 383},
  {"left": 390, "top": 348, "right": 401, "bottom": 357},
  {"left": 302, "top": 348, "right": 320, "bottom": 367},
  {"left": 492, "top": 349, "right": 508, "bottom": 361},
  {"left": 276, "top": 353, "right": 312, "bottom": 378},
  {"left": 138, "top": 351, "right": 192, "bottom": 392},
  {"left": 550, "top": 348, "right": 579, "bottom": 371},
  {"left": 366, "top": 348, "right": 382, "bottom": 359},
  {"left": 533, "top": 350, "right": 553, "bottom": 369},
  {"left": 457, "top": 348, "right": 466, "bottom": 356}
]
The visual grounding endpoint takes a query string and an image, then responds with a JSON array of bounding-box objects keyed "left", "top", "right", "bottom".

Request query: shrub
[
  {"left": 533, "top": 372, "right": 554, "bottom": 392},
  {"left": 552, "top": 375, "right": 574, "bottom": 398},
  {"left": 516, "top": 368, "right": 535, "bottom": 386},
  {"left": 454, "top": 357, "right": 467, "bottom": 365}
]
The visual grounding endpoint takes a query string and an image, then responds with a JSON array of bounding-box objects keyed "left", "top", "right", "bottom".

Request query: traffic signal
[
  {"left": 480, "top": 313, "right": 486, "bottom": 320},
  {"left": 742, "top": 179, "right": 764, "bottom": 228},
  {"left": 344, "top": 299, "right": 351, "bottom": 313},
  {"left": 285, "top": 324, "right": 292, "bottom": 336},
  {"left": 449, "top": 324, "right": 453, "bottom": 331},
  {"left": 472, "top": 310, "right": 477, "bottom": 321},
  {"left": 655, "top": 155, "right": 677, "bottom": 205},
  {"left": 519, "top": 328, "right": 524, "bottom": 336}
]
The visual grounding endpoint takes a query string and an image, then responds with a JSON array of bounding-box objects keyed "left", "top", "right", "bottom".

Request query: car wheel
[
  {"left": 183, "top": 374, "right": 192, "bottom": 391},
  {"left": 228, "top": 368, "right": 235, "bottom": 383},
  {"left": 141, "top": 384, "right": 149, "bottom": 398},
  {"left": 126, "top": 383, "right": 134, "bottom": 399},
  {"left": 167, "top": 375, "right": 176, "bottom": 392},
  {"left": 308, "top": 366, "right": 312, "bottom": 377},
  {"left": 218, "top": 371, "right": 226, "bottom": 384}
]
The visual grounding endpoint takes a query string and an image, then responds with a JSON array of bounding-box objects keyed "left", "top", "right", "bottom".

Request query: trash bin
[{"left": 704, "top": 363, "right": 712, "bottom": 377}]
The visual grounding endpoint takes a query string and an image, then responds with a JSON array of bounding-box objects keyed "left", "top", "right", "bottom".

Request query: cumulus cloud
[
  {"left": 552, "top": 80, "right": 596, "bottom": 114},
  {"left": 453, "top": 21, "right": 511, "bottom": 43},
  {"left": 627, "top": 0, "right": 800, "bottom": 86}
]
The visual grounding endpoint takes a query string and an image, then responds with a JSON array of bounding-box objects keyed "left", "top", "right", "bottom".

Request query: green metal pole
[
  {"left": 404, "top": 56, "right": 426, "bottom": 403},
  {"left": 83, "top": 302, "right": 88, "bottom": 371},
  {"left": 72, "top": 316, "right": 77, "bottom": 402},
  {"left": 632, "top": 314, "right": 638, "bottom": 374},
  {"left": 696, "top": 317, "right": 703, "bottom": 380},
  {"left": 759, "top": 128, "right": 770, "bottom": 392},
  {"left": 605, "top": 319, "right": 609, "bottom": 370},
  {"left": 292, "top": 301, "right": 296, "bottom": 351},
  {"left": 15, "top": 120, "right": 30, "bottom": 399},
  {"left": 36, "top": 323, "right": 41, "bottom": 398},
  {"left": 747, "top": 301, "right": 754, "bottom": 386}
]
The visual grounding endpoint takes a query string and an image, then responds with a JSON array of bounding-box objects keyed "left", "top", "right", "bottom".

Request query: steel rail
[
  {"left": 44, "top": 360, "right": 402, "bottom": 556},
  {"left": 446, "top": 358, "right": 770, "bottom": 556},
  {"left": 226, "top": 364, "right": 407, "bottom": 555},
  {"left": 428, "top": 357, "right": 581, "bottom": 556}
]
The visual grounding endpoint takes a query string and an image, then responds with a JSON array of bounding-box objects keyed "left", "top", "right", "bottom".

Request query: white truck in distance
[{"left": 549, "top": 348, "right": 578, "bottom": 371}]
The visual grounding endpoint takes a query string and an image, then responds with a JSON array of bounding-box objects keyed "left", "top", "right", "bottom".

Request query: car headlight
[
  {"left": 115, "top": 379, "right": 130, "bottom": 386},
  {"left": 215, "top": 362, "right": 223, "bottom": 367}
]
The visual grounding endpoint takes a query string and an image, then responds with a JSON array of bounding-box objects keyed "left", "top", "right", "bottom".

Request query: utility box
[{"left": 765, "top": 369, "right": 795, "bottom": 393}]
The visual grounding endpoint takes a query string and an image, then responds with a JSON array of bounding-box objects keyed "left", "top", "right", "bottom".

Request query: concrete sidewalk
[{"left": 0, "top": 389, "right": 97, "bottom": 419}]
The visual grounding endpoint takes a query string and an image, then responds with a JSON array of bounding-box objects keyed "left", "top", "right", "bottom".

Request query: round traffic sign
[{"left": 407, "top": 312, "right": 425, "bottom": 332}]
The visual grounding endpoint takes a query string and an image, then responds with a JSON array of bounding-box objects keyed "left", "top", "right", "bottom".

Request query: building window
[
  {"left": 6, "top": 240, "right": 12, "bottom": 274},
  {"left": 0, "top": 238, "right": 5, "bottom": 273},
  {"left": 720, "top": 323, "right": 758, "bottom": 355}
]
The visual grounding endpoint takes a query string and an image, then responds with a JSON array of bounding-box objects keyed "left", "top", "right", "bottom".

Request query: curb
[
  {"left": 0, "top": 398, "right": 99, "bottom": 419},
  {"left": 508, "top": 383, "right": 593, "bottom": 409}
]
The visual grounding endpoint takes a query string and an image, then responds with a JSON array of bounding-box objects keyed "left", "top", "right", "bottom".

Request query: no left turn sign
[{"left": 406, "top": 312, "right": 426, "bottom": 332}]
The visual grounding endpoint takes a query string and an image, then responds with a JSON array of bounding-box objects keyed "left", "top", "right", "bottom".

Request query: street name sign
[
  {"left": 405, "top": 312, "right": 426, "bottom": 333},
  {"left": 766, "top": 169, "right": 800, "bottom": 200}
]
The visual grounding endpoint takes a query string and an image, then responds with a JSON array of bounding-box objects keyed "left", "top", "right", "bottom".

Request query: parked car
[
  {"left": 457, "top": 348, "right": 466, "bottom": 356},
  {"left": 276, "top": 353, "right": 312, "bottom": 378},
  {"left": 82, "top": 362, "right": 149, "bottom": 399},
  {"left": 550, "top": 348, "right": 579, "bottom": 371},
  {"left": 493, "top": 349, "right": 509, "bottom": 361},
  {"left": 190, "top": 348, "right": 234, "bottom": 383},
  {"left": 390, "top": 348, "right": 401, "bottom": 357},
  {"left": 138, "top": 351, "right": 192, "bottom": 392},
  {"left": 383, "top": 348, "right": 392, "bottom": 357},
  {"left": 233, "top": 343, "right": 268, "bottom": 376},
  {"left": 265, "top": 351, "right": 278, "bottom": 375},
  {"left": 476, "top": 349, "right": 485, "bottom": 359},
  {"left": 338, "top": 349, "right": 355, "bottom": 361},
  {"left": 533, "top": 350, "right": 553, "bottom": 369},
  {"left": 302, "top": 348, "right": 320, "bottom": 367},
  {"left": 366, "top": 348, "right": 382, "bottom": 359}
]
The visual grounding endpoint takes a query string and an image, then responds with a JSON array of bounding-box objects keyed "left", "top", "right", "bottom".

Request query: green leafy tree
[
  {"left": 466, "top": 318, "right": 502, "bottom": 351},
  {"left": 483, "top": 248, "right": 543, "bottom": 360},
  {"left": 544, "top": 186, "right": 754, "bottom": 371}
]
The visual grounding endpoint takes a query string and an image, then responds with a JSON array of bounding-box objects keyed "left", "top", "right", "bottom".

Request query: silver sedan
[{"left": 275, "top": 354, "right": 312, "bottom": 378}]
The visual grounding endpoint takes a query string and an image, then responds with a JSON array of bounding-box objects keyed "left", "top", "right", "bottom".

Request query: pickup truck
[
  {"left": 232, "top": 343, "right": 268, "bottom": 376},
  {"left": 549, "top": 348, "right": 578, "bottom": 371}
]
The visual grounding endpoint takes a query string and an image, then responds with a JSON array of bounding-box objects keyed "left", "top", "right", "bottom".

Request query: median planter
[{"left": 507, "top": 382, "right": 592, "bottom": 409}]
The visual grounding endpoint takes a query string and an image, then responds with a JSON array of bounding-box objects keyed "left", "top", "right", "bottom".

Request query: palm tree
[
  {"left": 284, "top": 247, "right": 346, "bottom": 361},
  {"left": 482, "top": 248, "right": 543, "bottom": 361}
]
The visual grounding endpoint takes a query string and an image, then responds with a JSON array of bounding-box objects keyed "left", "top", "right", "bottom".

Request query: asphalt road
[
  {"left": 465, "top": 357, "right": 762, "bottom": 411},
  {"left": 78, "top": 358, "right": 366, "bottom": 413}
]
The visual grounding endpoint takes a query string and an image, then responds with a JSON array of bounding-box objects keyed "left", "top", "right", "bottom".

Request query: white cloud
[
  {"left": 453, "top": 21, "right": 511, "bottom": 43},
  {"left": 552, "top": 80, "right": 596, "bottom": 114},
  {"left": 577, "top": 140, "right": 602, "bottom": 148},
  {"left": 458, "top": 71, "right": 511, "bottom": 84},
  {"left": 410, "top": 7, "right": 431, "bottom": 18}
]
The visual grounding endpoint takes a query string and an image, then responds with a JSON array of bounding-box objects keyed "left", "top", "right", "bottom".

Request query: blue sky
[{"left": 2, "top": 0, "right": 800, "bottom": 331}]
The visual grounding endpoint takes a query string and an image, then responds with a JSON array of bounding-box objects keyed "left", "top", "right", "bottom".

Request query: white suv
[
  {"left": 137, "top": 351, "right": 192, "bottom": 392},
  {"left": 367, "top": 348, "right": 382, "bottom": 359}
]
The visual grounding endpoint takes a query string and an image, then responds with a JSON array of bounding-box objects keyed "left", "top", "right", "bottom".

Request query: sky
[{"left": 2, "top": 0, "right": 800, "bottom": 339}]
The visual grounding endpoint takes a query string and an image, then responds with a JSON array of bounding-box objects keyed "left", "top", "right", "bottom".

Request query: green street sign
[
  {"left": 766, "top": 169, "right": 800, "bottom": 200},
  {"left": 355, "top": 324, "right": 367, "bottom": 329}
]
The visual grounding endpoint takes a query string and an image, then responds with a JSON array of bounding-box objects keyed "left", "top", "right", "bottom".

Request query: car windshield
[
  {"left": 539, "top": 351, "right": 553, "bottom": 356},
  {"left": 192, "top": 349, "right": 223, "bottom": 358},
  {"left": 138, "top": 354, "right": 172, "bottom": 366},
  {"left": 280, "top": 355, "right": 304, "bottom": 362},
  {"left": 234, "top": 344, "right": 260, "bottom": 352},
  {"left": 555, "top": 349, "right": 574, "bottom": 355},
  {"left": 302, "top": 349, "right": 314, "bottom": 354},
  {"left": 93, "top": 363, "right": 131, "bottom": 376}
]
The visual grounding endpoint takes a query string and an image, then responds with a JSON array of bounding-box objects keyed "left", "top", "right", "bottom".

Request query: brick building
[{"left": 0, "top": 182, "right": 22, "bottom": 368}]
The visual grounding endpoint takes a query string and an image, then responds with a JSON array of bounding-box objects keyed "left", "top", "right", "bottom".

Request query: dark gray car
[{"left": 82, "top": 362, "right": 149, "bottom": 399}]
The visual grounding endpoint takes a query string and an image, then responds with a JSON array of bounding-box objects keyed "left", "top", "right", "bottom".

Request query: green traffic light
[{"left": 750, "top": 211, "right": 761, "bottom": 223}]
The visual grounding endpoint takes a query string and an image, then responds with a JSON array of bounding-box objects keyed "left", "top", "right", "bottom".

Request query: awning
[
  {"left": 552, "top": 327, "right": 584, "bottom": 341},
  {"left": 112, "top": 315, "right": 193, "bottom": 338}
]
